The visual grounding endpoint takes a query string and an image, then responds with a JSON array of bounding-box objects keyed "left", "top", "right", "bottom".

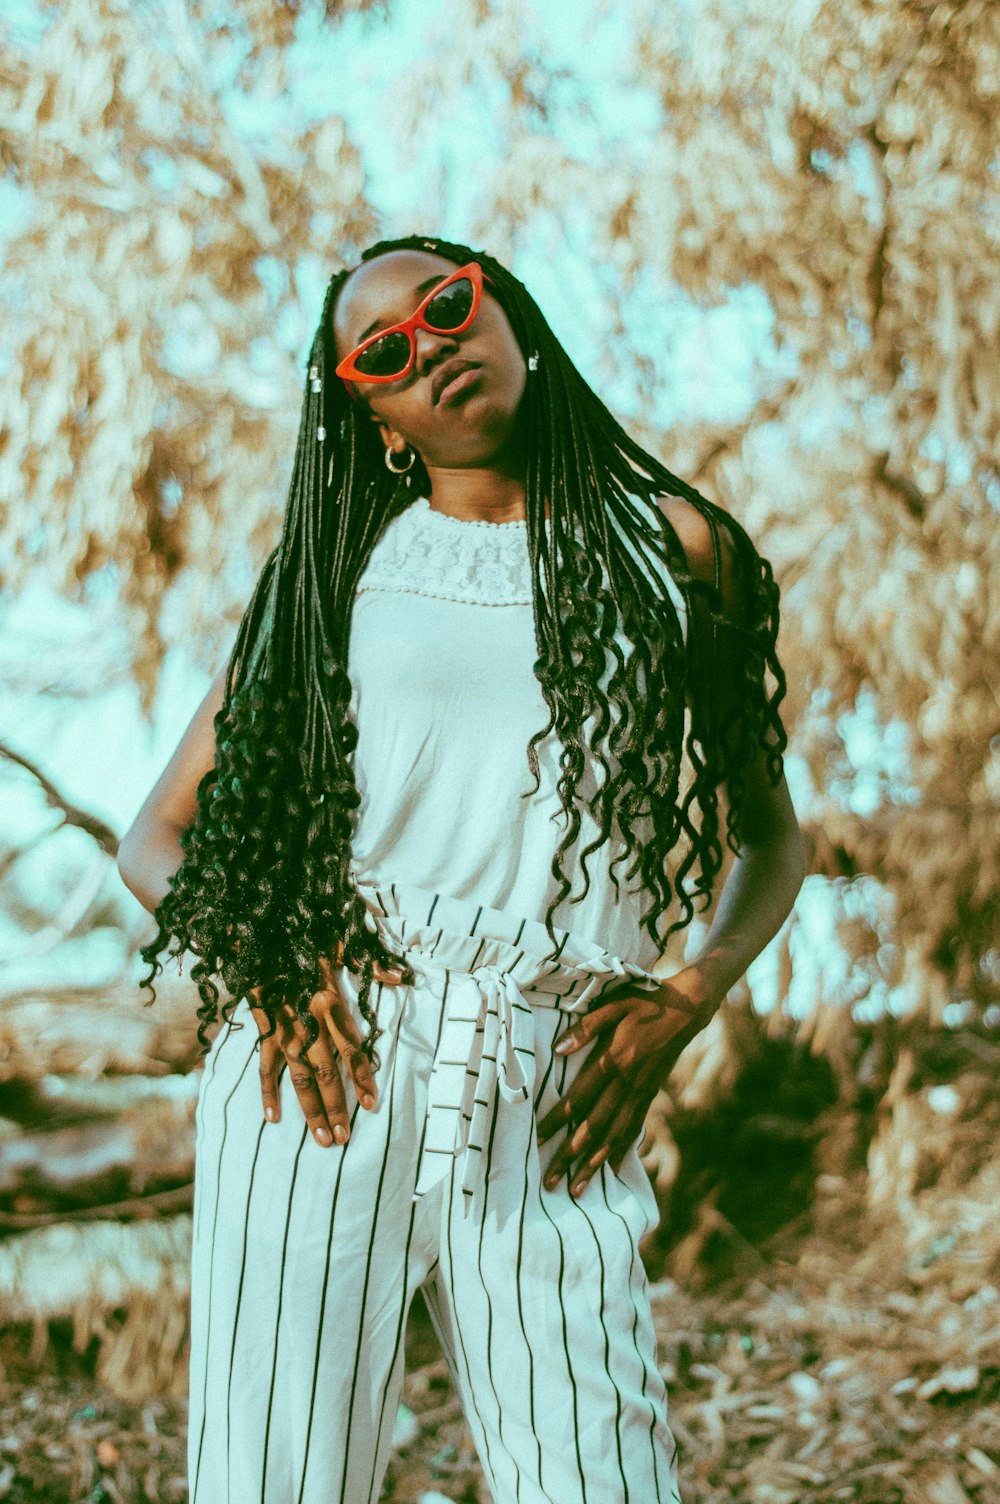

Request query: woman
[{"left": 117, "top": 232, "right": 806, "bottom": 1504}]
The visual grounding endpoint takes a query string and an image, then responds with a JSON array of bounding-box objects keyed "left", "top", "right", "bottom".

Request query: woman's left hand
[{"left": 535, "top": 968, "right": 722, "bottom": 1197}]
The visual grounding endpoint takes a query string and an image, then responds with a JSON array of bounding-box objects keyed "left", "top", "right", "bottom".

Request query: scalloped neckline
[{"left": 410, "top": 495, "right": 527, "bottom": 530}]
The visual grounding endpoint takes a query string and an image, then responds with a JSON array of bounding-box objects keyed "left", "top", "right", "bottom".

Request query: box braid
[{"left": 138, "top": 232, "right": 788, "bottom": 1067}]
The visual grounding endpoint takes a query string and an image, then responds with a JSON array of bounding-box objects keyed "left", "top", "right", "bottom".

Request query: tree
[{"left": 2, "top": 0, "right": 996, "bottom": 1052}]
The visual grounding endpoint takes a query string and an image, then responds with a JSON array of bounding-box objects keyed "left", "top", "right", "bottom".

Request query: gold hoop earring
[{"left": 385, "top": 444, "right": 415, "bottom": 474}]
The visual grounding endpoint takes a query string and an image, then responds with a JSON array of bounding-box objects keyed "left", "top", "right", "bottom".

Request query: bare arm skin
[
  {"left": 653, "top": 493, "right": 807, "bottom": 1011},
  {"left": 116, "top": 661, "right": 230, "bottom": 914},
  {"left": 536, "top": 495, "right": 807, "bottom": 1196},
  {"left": 115, "top": 651, "right": 403, "bottom": 1148}
]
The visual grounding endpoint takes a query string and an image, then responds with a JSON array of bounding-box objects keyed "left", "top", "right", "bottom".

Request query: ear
[{"left": 374, "top": 416, "right": 404, "bottom": 451}]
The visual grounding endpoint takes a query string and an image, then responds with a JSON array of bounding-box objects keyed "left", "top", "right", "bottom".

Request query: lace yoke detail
[{"left": 354, "top": 495, "right": 535, "bottom": 607}]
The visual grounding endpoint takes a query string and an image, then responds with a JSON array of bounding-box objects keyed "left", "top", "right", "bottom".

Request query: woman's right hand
[{"left": 249, "top": 947, "right": 410, "bottom": 1147}]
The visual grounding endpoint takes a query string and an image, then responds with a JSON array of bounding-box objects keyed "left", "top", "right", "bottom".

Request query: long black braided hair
[{"left": 137, "top": 232, "right": 788, "bottom": 1066}]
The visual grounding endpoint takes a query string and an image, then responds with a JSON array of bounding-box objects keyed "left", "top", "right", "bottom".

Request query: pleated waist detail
[{"left": 353, "top": 877, "right": 664, "bottom": 1215}]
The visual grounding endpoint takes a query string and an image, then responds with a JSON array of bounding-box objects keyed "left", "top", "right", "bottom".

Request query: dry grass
[{"left": 2, "top": 1023, "right": 998, "bottom": 1503}]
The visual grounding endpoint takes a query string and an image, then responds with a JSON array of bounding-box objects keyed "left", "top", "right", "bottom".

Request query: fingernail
[
  {"left": 572, "top": 1179, "right": 587, "bottom": 1196},
  {"left": 554, "top": 1035, "right": 573, "bottom": 1054},
  {"left": 544, "top": 1174, "right": 558, "bottom": 1190},
  {"left": 333, "top": 1124, "right": 348, "bottom": 1144},
  {"left": 264, "top": 1107, "right": 276, "bottom": 1122},
  {"left": 361, "top": 1093, "right": 375, "bottom": 1110},
  {"left": 315, "top": 1127, "right": 332, "bottom": 1145}
]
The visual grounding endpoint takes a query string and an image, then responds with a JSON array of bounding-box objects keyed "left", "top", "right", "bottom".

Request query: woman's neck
[{"left": 422, "top": 464, "right": 527, "bottom": 524}]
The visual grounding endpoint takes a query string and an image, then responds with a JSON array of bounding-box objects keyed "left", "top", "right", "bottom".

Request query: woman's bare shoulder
[
  {"left": 119, "top": 655, "right": 232, "bottom": 851},
  {"left": 651, "top": 492, "right": 741, "bottom": 614}
]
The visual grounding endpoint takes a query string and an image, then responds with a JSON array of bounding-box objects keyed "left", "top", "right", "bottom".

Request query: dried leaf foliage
[
  {"left": 0, "top": 0, "right": 378, "bottom": 696},
  {"left": 1, "top": 0, "right": 997, "bottom": 1032},
  {"left": 2, "top": 1013, "right": 999, "bottom": 1503},
  {"left": 349, "top": 0, "right": 1000, "bottom": 1022}
]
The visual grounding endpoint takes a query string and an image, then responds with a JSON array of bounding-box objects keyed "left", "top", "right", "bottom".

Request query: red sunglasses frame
[{"left": 334, "top": 260, "right": 493, "bottom": 388}]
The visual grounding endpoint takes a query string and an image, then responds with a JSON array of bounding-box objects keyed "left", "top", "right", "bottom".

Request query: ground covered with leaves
[
  {"left": 2, "top": 1023, "right": 998, "bottom": 1503},
  {"left": 1, "top": 1177, "right": 997, "bottom": 1502}
]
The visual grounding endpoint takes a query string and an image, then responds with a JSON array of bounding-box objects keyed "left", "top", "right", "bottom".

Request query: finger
[
  {"left": 294, "top": 1016, "right": 353, "bottom": 1145},
  {"left": 569, "top": 1142, "right": 611, "bottom": 1196},
  {"left": 607, "top": 1122, "right": 650, "bottom": 1179},
  {"left": 274, "top": 1004, "right": 350, "bottom": 1146},
  {"left": 283, "top": 1036, "right": 340, "bottom": 1146},
  {"left": 319, "top": 989, "right": 380, "bottom": 1110},
  {"left": 552, "top": 997, "right": 632, "bottom": 1056},
  {"left": 319, "top": 950, "right": 412, "bottom": 990},
  {"left": 250, "top": 998, "right": 287, "bottom": 1123},
  {"left": 373, "top": 958, "right": 412, "bottom": 986},
  {"left": 536, "top": 1040, "right": 619, "bottom": 1144},
  {"left": 570, "top": 1091, "right": 647, "bottom": 1195},
  {"left": 542, "top": 1075, "right": 621, "bottom": 1191},
  {"left": 606, "top": 1095, "right": 658, "bottom": 1177},
  {"left": 257, "top": 1029, "right": 286, "bottom": 1124}
]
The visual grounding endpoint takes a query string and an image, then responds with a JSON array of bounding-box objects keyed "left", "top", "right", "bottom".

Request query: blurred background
[{"left": 0, "top": 1, "right": 997, "bottom": 1500}]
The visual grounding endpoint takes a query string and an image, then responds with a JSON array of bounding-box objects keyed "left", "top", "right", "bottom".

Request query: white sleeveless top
[{"left": 346, "top": 494, "right": 688, "bottom": 972}]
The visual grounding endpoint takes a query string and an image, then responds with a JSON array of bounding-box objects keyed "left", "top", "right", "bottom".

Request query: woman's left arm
[
  {"left": 534, "top": 747, "right": 806, "bottom": 1198},
  {"left": 535, "top": 496, "right": 808, "bottom": 1197}
]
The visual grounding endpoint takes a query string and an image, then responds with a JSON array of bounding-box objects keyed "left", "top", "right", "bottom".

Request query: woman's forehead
[{"left": 333, "top": 251, "right": 456, "bottom": 351}]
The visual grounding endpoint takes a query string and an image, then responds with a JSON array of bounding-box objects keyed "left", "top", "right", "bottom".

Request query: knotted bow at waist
[{"left": 352, "top": 878, "right": 664, "bottom": 1215}]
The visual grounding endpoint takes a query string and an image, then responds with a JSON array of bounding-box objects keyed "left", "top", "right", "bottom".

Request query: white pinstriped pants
[{"left": 187, "top": 880, "right": 683, "bottom": 1504}]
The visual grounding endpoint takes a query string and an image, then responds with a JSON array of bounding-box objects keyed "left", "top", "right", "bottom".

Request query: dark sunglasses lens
[
  {"left": 425, "top": 278, "right": 474, "bottom": 331},
  {"left": 354, "top": 330, "right": 411, "bottom": 377}
]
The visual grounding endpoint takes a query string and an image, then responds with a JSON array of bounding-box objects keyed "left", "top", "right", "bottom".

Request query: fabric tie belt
[{"left": 353, "top": 877, "right": 665, "bottom": 1216}]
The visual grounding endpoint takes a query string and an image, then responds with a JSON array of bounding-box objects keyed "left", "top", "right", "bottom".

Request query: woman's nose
[{"left": 413, "top": 325, "right": 458, "bottom": 372}]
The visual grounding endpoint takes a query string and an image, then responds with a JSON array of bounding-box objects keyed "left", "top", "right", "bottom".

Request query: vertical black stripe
[
  {"left": 600, "top": 1165, "right": 677, "bottom": 1501},
  {"left": 363, "top": 973, "right": 450, "bottom": 1504},
  {"left": 625, "top": 1163, "right": 679, "bottom": 1499},
  {"left": 444, "top": 1151, "right": 501, "bottom": 1499},
  {"left": 515, "top": 1009, "right": 569, "bottom": 1498},
  {"left": 570, "top": 1193, "right": 629, "bottom": 1500},
  {"left": 426, "top": 926, "right": 445, "bottom": 957},
  {"left": 192, "top": 1017, "right": 233, "bottom": 1248},
  {"left": 426, "top": 893, "right": 439, "bottom": 924},
  {"left": 533, "top": 1004, "right": 587, "bottom": 1504},
  {"left": 225, "top": 1116, "right": 267, "bottom": 1498},
  {"left": 259, "top": 1121, "right": 311, "bottom": 1501},
  {"left": 296, "top": 1096, "right": 365, "bottom": 1504},
  {"left": 474, "top": 1092, "right": 523, "bottom": 1500},
  {"left": 363, "top": 1189, "right": 418, "bottom": 1504},
  {"left": 508, "top": 1012, "right": 566, "bottom": 1496},
  {"left": 191, "top": 1039, "right": 259, "bottom": 1504},
  {"left": 338, "top": 988, "right": 405, "bottom": 1504}
]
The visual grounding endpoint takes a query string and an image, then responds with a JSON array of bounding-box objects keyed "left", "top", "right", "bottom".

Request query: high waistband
[{"left": 352, "top": 877, "right": 664, "bottom": 1214}]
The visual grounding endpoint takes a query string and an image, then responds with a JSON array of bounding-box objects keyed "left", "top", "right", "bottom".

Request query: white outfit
[{"left": 187, "top": 495, "right": 687, "bottom": 1504}]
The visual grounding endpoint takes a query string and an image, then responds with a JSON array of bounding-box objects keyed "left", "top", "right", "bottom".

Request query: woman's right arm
[
  {"left": 116, "top": 653, "right": 398, "bottom": 1145},
  {"left": 116, "top": 660, "right": 230, "bottom": 915}
]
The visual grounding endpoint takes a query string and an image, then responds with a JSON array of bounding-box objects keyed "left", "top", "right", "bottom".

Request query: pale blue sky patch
[
  {"left": 159, "top": 300, "right": 223, "bottom": 379},
  {"left": 608, "top": 275, "right": 795, "bottom": 429}
]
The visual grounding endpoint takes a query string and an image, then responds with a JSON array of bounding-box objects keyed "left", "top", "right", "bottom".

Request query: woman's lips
[{"left": 437, "top": 365, "right": 482, "bottom": 406}]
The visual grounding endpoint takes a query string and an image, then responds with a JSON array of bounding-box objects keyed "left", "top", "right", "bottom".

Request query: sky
[{"left": 0, "top": 0, "right": 921, "bottom": 1023}]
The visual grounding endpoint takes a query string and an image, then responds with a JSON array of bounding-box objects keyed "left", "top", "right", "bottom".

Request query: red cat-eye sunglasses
[{"left": 334, "top": 261, "right": 493, "bottom": 387}]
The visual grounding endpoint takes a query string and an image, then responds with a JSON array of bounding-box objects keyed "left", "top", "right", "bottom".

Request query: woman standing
[{"left": 117, "top": 233, "right": 805, "bottom": 1504}]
